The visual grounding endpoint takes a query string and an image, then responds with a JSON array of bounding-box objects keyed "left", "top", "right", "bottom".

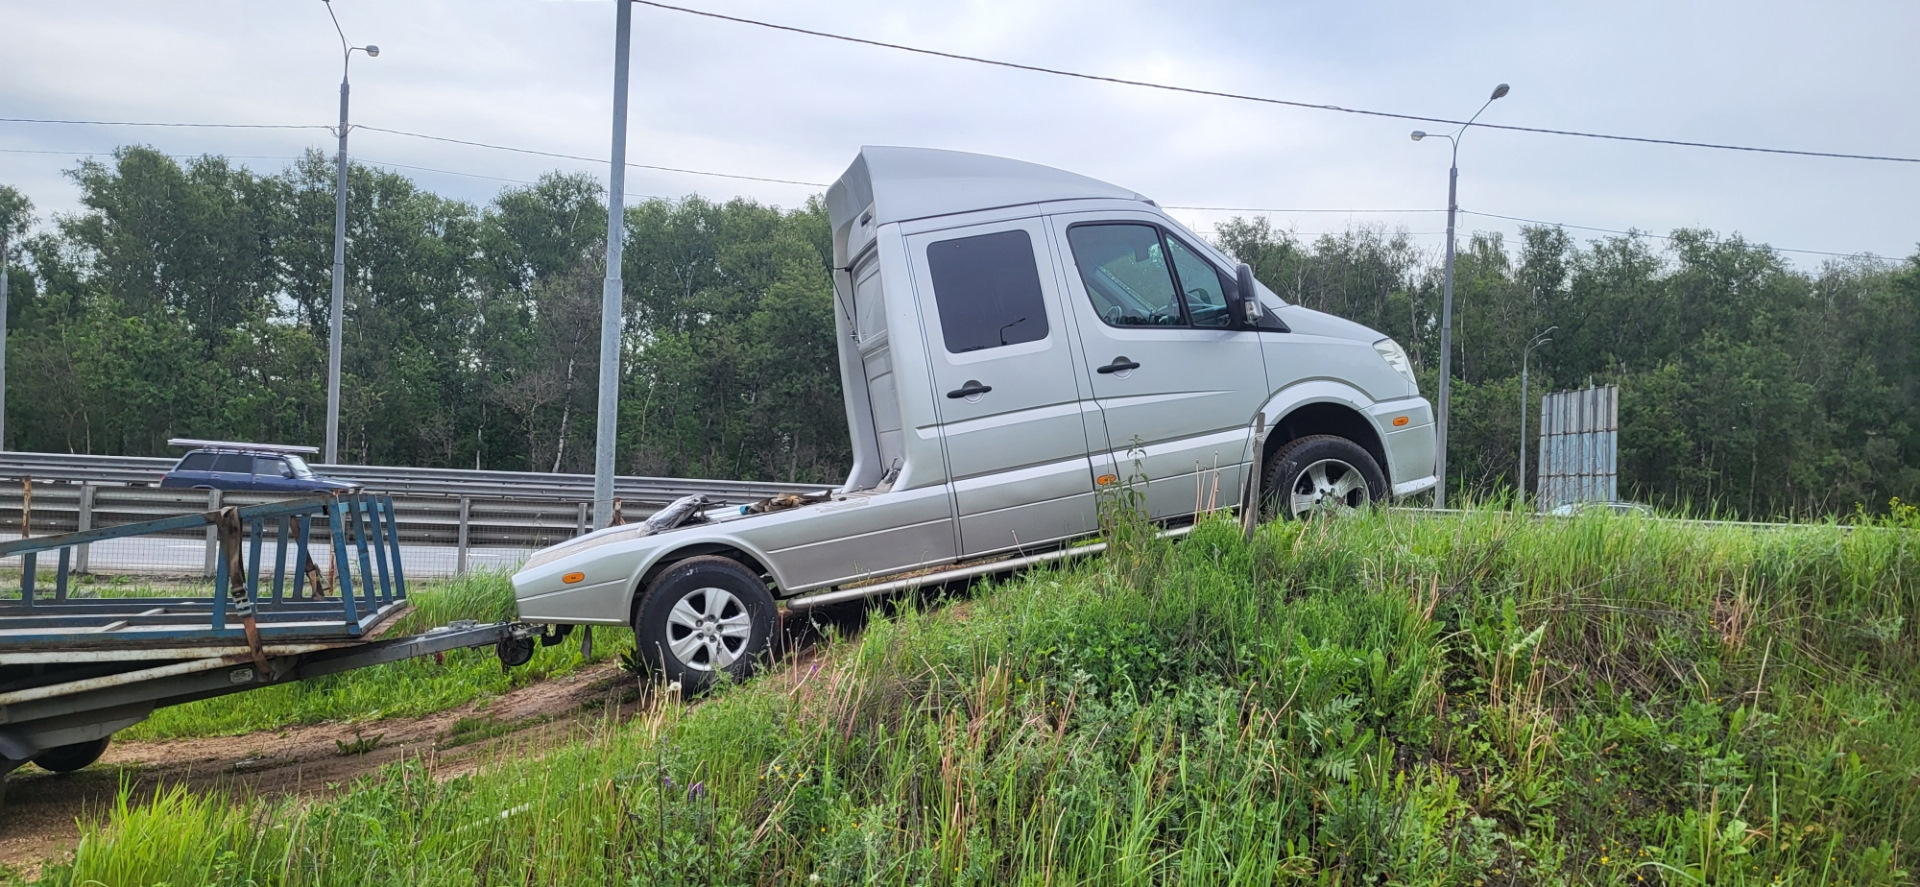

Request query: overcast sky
[{"left": 5, "top": 0, "right": 1917, "bottom": 267}]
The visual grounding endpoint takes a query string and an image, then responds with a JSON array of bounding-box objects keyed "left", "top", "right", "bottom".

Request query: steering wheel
[{"left": 1149, "top": 296, "right": 1183, "bottom": 325}]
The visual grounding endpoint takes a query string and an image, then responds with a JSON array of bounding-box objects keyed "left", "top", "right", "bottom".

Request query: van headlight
[{"left": 1374, "top": 338, "right": 1416, "bottom": 387}]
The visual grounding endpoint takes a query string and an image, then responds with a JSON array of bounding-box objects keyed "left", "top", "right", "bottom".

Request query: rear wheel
[
  {"left": 632, "top": 557, "right": 777, "bottom": 694},
  {"left": 32, "top": 736, "right": 111, "bottom": 774},
  {"left": 1260, "top": 434, "right": 1387, "bottom": 520}
]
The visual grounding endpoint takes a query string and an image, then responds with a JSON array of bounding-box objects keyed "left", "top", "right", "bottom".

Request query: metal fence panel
[{"left": 1537, "top": 385, "right": 1619, "bottom": 511}]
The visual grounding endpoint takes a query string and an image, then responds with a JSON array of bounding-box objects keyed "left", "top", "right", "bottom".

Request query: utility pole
[
  {"left": 1520, "top": 326, "right": 1555, "bottom": 508},
  {"left": 593, "top": 0, "right": 633, "bottom": 529},
  {"left": 0, "top": 226, "right": 9, "bottom": 451},
  {"left": 322, "top": 0, "right": 377, "bottom": 464},
  {"left": 1411, "top": 82, "right": 1509, "bottom": 509}
]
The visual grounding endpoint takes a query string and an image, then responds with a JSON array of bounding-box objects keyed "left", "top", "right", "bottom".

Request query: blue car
[{"left": 158, "top": 440, "right": 360, "bottom": 494}]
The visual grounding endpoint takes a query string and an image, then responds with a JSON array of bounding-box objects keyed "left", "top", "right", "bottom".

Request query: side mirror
[{"left": 1234, "top": 263, "right": 1260, "bottom": 324}]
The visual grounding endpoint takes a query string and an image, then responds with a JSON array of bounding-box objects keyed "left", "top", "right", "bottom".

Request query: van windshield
[{"left": 283, "top": 455, "right": 316, "bottom": 479}]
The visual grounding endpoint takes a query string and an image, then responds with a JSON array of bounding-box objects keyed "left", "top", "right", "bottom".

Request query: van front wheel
[
  {"left": 1260, "top": 435, "right": 1387, "bottom": 521},
  {"left": 633, "top": 556, "right": 777, "bottom": 694}
]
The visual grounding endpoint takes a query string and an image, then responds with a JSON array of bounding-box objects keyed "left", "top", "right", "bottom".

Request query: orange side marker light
[
  {"left": 1392, "top": 416, "right": 1410, "bottom": 427},
  {"left": 562, "top": 571, "right": 586, "bottom": 585}
]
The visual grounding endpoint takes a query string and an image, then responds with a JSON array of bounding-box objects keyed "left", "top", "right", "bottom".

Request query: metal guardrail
[
  {"left": 0, "top": 481, "right": 703, "bottom": 576},
  {"left": 0, "top": 452, "right": 831, "bottom": 577},
  {"left": 0, "top": 451, "right": 824, "bottom": 504}
]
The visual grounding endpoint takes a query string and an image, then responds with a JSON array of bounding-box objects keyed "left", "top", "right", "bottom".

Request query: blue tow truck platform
[{"left": 0, "top": 491, "right": 537, "bottom": 803}]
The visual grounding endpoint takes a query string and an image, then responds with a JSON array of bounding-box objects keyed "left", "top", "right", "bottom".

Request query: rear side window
[
  {"left": 924, "top": 230, "right": 1049, "bottom": 353},
  {"left": 176, "top": 452, "right": 215, "bottom": 471},
  {"left": 212, "top": 454, "right": 253, "bottom": 473}
]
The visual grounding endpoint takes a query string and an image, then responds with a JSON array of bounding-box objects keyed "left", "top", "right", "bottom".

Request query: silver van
[{"left": 512, "top": 147, "right": 1436, "bottom": 687}]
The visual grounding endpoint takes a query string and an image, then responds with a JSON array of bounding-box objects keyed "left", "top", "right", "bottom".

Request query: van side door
[
  {"left": 905, "top": 218, "right": 1102, "bottom": 557},
  {"left": 1052, "top": 216, "right": 1268, "bottom": 521}
]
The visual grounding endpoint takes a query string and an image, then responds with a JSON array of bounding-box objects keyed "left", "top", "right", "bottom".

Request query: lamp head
[
  {"left": 364, "top": 44, "right": 380, "bottom": 57},
  {"left": 1410, "top": 130, "right": 1427, "bottom": 141},
  {"left": 1490, "top": 83, "right": 1510, "bottom": 100}
]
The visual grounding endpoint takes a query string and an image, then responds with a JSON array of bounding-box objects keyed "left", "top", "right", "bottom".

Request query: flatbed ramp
[{"left": 0, "top": 492, "right": 534, "bottom": 803}]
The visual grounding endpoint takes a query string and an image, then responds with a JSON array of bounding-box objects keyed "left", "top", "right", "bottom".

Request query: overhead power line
[
  {"left": 1458, "top": 210, "right": 1901, "bottom": 262},
  {"left": 632, "top": 0, "right": 1920, "bottom": 166},
  {"left": 0, "top": 116, "right": 330, "bottom": 131},
  {"left": 1178, "top": 203, "right": 1902, "bottom": 262},
  {"left": 5, "top": 134, "right": 1901, "bottom": 261},
  {"left": 0, "top": 118, "right": 827, "bottom": 188},
  {"left": 356, "top": 125, "right": 828, "bottom": 186},
  {"left": 1166, "top": 206, "right": 1444, "bottom": 214}
]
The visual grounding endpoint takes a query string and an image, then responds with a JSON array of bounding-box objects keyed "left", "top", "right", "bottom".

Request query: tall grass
[
  {"left": 47, "top": 507, "right": 1919, "bottom": 885},
  {"left": 124, "top": 572, "right": 618, "bottom": 740}
]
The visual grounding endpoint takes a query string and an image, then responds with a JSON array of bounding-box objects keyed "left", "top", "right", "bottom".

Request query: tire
[
  {"left": 31, "top": 736, "right": 111, "bottom": 774},
  {"left": 632, "top": 556, "right": 778, "bottom": 694},
  {"left": 1260, "top": 434, "right": 1387, "bottom": 521}
]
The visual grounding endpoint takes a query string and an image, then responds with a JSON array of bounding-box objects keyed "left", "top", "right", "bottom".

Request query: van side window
[
  {"left": 925, "top": 230, "right": 1051, "bottom": 353},
  {"left": 1066, "top": 224, "right": 1185, "bottom": 327},
  {"left": 1166, "top": 236, "right": 1235, "bottom": 328},
  {"left": 177, "top": 452, "right": 215, "bottom": 471}
]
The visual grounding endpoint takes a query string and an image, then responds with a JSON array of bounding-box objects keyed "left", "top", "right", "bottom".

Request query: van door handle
[
  {"left": 946, "top": 382, "right": 993, "bottom": 399},
  {"left": 1097, "top": 358, "right": 1141, "bottom": 374}
]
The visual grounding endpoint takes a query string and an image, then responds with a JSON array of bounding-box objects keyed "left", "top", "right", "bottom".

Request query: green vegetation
[
  {"left": 122, "top": 573, "right": 617, "bottom": 740},
  {"left": 47, "top": 508, "right": 1918, "bottom": 885},
  {"left": 5, "top": 155, "right": 1918, "bottom": 517}
]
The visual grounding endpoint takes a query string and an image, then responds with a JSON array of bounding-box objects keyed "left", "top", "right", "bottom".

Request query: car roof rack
[{"left": 167, "top": 438, "right": 321, "bottom": 455}]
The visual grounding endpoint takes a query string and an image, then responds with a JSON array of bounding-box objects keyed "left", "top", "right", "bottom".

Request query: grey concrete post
[
  {"left": 204, "top": 489, "right": 222, "bottom": 577},
  {"left": 456, "top": 496, "right": 471, "bottom": 576},
  {"left": 75, "top": 483, "right": 94, "bottom": 573}
]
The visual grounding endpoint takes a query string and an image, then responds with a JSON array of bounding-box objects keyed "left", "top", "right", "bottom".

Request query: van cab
[{"left": 512, "top": 147, "right": 1437, "bottom": 688}]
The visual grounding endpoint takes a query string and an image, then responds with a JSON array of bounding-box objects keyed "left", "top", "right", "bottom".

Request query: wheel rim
[
  {"left": 663, "top": 586, "right": 753, "bottom": 672},
  {"left": 1286, "top": 458, "right": 1370, "bottom": 518}
]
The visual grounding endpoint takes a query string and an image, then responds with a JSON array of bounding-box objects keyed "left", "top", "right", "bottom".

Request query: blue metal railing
[{"left": 0, "top": 493, "right": 408, "bottom": 648}]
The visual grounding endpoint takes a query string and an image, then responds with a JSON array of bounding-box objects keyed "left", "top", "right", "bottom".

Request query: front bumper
[{"left": 1366, "top": 397, "right": 1437, "bottom": 498}]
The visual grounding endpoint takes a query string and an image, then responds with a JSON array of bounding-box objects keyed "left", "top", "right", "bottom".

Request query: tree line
[{"left": 1, "top": 147, "right": 1915, "bottom": 517}]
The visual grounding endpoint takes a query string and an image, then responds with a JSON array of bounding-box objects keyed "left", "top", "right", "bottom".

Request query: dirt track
[
  {"left": 0, "top": 596, "right": 878, "bottom": 882},
  {"left": 0, "top": 662, "right": 642, "bottom": 880}
]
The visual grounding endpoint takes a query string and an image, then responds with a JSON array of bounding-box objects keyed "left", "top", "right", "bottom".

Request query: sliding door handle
[
  {"left": 946, "top": 382, "right": 993, "bottom": 399},
  {"left": 1097, "top": 358, "right": 1141, "bottom": 374}
]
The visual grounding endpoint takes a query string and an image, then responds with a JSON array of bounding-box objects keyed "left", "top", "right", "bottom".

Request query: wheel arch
[
  {"left": 629, "top": 542, "right": 780, "bottom": 622},
  {"left": 1257, "top": 383, "right": 1392, "bottom": 485}
]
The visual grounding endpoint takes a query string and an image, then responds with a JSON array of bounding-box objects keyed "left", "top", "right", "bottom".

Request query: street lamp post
[
  {"left": 0, "top": 225, "right": 9, "bottom": 451},
  {"left": 593, "top": 0, "right": 633, "bottom": 530},
  {"left": 322, "top": 0, "right": 377, "bottom": 465},
  {"left": 1411, "top": 82, "right": 1508, "bottom": 510},
  {"left": 1519, "top": 326, "right": 1555, "bottom": 508}
]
